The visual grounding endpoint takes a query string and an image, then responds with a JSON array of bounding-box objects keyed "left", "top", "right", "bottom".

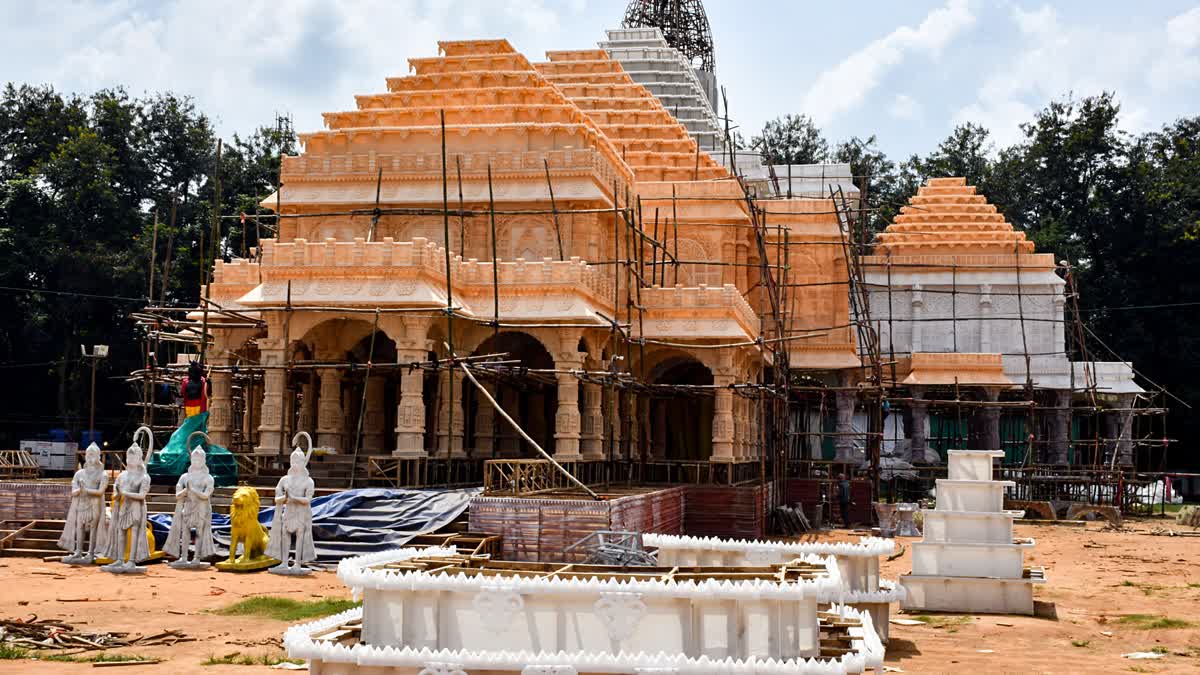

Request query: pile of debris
[{"left": 0, "top": 615, "right": 190, "bottom": 653}]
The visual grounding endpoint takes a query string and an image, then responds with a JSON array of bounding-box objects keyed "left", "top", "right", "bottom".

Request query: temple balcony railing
[
  {"left": 281, "top": 147, "right": 614, "bottom": 181},
  {"left": 210, "top": 237, "right": 618, "bottom": 321},
  {"left": 634, "top": 283, "right": 761, "bottom": 342}
]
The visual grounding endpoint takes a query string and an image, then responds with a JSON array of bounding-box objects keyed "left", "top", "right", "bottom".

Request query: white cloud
[
  {"left": 1012, "top": 5, "right": 1055, "bottom": 36},
  {"left": 953, "top": 3, "right": 1187, "bottom": 146},
  {"left": 0, "top": 0, "right": 585, "bottom": 140},
  {"left": 1151, "top": 6, "right": 1200, "bottom": 93},
  {"left": 890, "top": 93, "right": 922, "bottom": 121},
  {"left": 1167, "top": 6, "right": 1200, "bottom": 49},
  {"left": 799, "top": 0, "right": 976, "bottom": 126}
]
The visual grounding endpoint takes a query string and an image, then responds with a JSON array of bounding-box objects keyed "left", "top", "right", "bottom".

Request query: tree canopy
[{"left": 0, "top": 84, "right": 293, "bottom": 446}]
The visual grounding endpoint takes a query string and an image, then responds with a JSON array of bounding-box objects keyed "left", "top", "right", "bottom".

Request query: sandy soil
[{"left": 0, "top": 519, "right": 1197, "bottom": 674}]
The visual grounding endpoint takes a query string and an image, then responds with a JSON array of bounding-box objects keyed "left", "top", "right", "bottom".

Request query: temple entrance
[
  {"left": 650, "top": 356, "right": 713, "bottom": 461},
  {"left": 468, "top": 332, "right": 557, "bottom": 456},
  {"left": 344, "top": 332, "right": 397, "bottom": 455}
]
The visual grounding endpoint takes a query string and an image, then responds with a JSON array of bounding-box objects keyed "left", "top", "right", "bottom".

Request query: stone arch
[
  {"left": 645, "top": 350, "right": 715, "bottom": 461},
  {"left": 467, "top": 330, "right": 558, "bottom": 456},
  {"left": 290, "top": 315, "right": 393, "bottom": 356}
]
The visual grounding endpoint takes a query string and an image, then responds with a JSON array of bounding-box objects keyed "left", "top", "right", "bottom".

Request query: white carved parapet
[
  {"left": 245, "top": 237, "right": 617, "bottom": 319},
  {"left": 284, "top": 605, "right": 885, "bottom": 674},
  {"left": 637, "top": 284, "right": 761, "bottom": 340},
  {"left": 330, "top": 547, "right": 856, "bottom": 665}
]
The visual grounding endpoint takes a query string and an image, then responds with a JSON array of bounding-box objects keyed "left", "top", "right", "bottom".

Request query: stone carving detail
[
  {"left": 418, "top": 664, "right": 468, "bottom": 675},
  {"left": 521, "top": 667, "right": 577, "bottom": 675},
  {"left": 594, "top": 592, "right": 647, "bottom": 642},
  {"left": 744, "top": 547, "right": 779, "bottom": 566},
  {"left": 473, "top": 585, "right": 523, "bottom": 632},
  {"left": 400, "top": 403, "right": 423, "bottom": 428}
]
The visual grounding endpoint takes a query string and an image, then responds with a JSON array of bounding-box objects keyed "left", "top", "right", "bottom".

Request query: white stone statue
[
  {"left": 59, "top": 442, "right": 109, "bottom": 564},
  {"left": 164, "top": 434, "right": 216, "bottom": 569},
  {"left": 100, "top": 436, "right": 152, "bottom": 574},
  {"left": 266, "top": 432, "right": 317, "bottom": 575}
]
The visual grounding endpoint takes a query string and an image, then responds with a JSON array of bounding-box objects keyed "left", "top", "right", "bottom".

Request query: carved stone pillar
[
  {"left": 735, "top": 243, "right": 749, "bottom": 291},
  {"left": 554, "top": 362, "right": 583, "bottom": 461},
  {"left": 1049, "top": 389, "right": 1072, "bottom": 465},
  {"left": 605, "top": 386, "right": 623, "bottom": 460},
  {"left": 581, "top": 381, "right": 605, "bottom": 460},
  {"left": 910, "top": 284, "right": 924, "bottom": 353},
  {"left": 316, "top": 366, "right": 344, "bottom": 452},
  {"left": 1105, "top": 393, "right": 1136, "bottom": 467},
  {"left": 978, "top": 285, "right": 993, "bottom": 352},
  {"left": 834, "top": 389, "right": 857, "bottom": 462},
  {"left": 473, "top": 380, "right": 497, "bottom": 457},
  {"left": 650, "top": 399, "right": 667, "bottom": 460},
  {"left": 362, "top": 375, "right": 387, "bottom": 454},
  {"left": 393, "top": 356, "right": 426, "bottom": 458},
  {"left": 297, "top": 380, "right": 316, "bottom": 435},
  {"left": 496, "top": 386, "right": 521, "bottom": 457},
  {"left": 436, "top": 369, "right": 465, "bottom": 458},
  {"left": 254, "top": 339, "right": 286, "bottom": 455},
  {"left": 980, "top": 387, "right": 1002, "bottom": 452},
  {"left": 712, "top": 375, "right": 736, "bottom": 461},
  {"left": 721, "top": 242, "right": 735, "bottom": 286},
  {"left": 909, "top": 387, "right": 929, "bottom": 464},
  {"left": 208, "top": 355, "right": 234, "bottom": 449},
  {"left": 1052, "top": 294, "right": 1067, "bottom": 355}
]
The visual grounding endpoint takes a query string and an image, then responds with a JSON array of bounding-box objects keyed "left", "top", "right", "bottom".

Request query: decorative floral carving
[
  {"left": 744, "top": 547, "right": 779, "bottom": 566},
  {"left": 418, "top": 663, "right": 467, "bottom": 675},
  {"left": 593, "top": 591, "right": 646, "bottom": 642},
  {"left": 473, "top": 585, "right": 523, "bottom": 632}
]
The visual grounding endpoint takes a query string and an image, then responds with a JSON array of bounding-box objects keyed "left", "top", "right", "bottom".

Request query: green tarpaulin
[{"left": 147, "top": 412, "right": 238, "bottom": 487}]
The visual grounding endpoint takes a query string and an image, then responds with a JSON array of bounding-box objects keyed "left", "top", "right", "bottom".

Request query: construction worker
[{"left": 182, "top": 361, "right": 209, "bottom": 418}]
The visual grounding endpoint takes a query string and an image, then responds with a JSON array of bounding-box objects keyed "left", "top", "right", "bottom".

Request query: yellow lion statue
[{"left": 226, "top": 486, "right": 271, "bottom": 566}]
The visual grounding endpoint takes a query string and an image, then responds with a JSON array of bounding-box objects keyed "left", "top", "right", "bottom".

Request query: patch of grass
[
  {"left": 40, "top": 653, "right": 154, "bottom": 664},
  {"left": 1151, "top": 646, "right": 1170, "bottom": 654},
  {"left": 0, "top": 647, "right": 154, "bottom": 665},
  {"left": 1071, "top": 639, "right": 1090, "bottom": 648},
  {"left": 214, "top": 596, "right": 359, "bottom": 622},
  {"left": 1128, "top": 666, "right": 1151, "bottom": 673},
  {"left": 203, "top": 652, "right": 303, "bottom": 667},
  {"left": 1122, "top": 580, "right": 1137, "bottom": 587},
  {"left": 911, "top": 614, "right": 973, "bottom": 631},
  {"left": 1187, "top": 583, "right": 1200, "bottom": 589},
  {"left": 1117, "top": 614, "right": 1193, "bottom": 630},
  {"left": 0, "top": 644, "right": 28, "bottom": 660}
]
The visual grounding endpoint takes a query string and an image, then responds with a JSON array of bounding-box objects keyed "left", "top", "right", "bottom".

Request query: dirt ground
[{"left": 0, "top": 519, "right": 1197, "bottom": 674}]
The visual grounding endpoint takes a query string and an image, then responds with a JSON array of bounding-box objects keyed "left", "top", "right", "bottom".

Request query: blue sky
[{"left": 2, "top": 1, "right": 1198, "bottom": 160}]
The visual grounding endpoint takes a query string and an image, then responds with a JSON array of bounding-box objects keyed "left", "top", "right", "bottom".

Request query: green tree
[{"left": 752, "top": 114, "right": 827, "bottom": 165}]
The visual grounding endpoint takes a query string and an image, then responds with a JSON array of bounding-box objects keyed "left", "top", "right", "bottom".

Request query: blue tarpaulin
[{"left": 149, "top": 487, "right": 480, "bottom": 563}]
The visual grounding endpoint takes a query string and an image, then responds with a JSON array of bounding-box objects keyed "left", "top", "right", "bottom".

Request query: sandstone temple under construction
[{"left": 132, "top": 23, "right": 1159, "bottom": 522}]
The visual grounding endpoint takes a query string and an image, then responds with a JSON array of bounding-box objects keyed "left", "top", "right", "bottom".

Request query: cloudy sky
[{"left": 2, "top": 0, "right": 1198, "bottom": 159}]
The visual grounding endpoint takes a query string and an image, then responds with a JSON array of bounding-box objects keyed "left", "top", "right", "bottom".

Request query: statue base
[
  {"left": 100, "top": 561, "right": 147, "bottom": 575},
  {"left": 268, "top": 563, "right": 313, "bottom": 576},
  {"left": 95, "top": 551, "right": 166, "bottom": 566},
  {"left": 168, "top": 559, "right": 212, "bottom": 570},
  {"left": 215, "top": 557, "right": 279, "bottom": 573}
]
